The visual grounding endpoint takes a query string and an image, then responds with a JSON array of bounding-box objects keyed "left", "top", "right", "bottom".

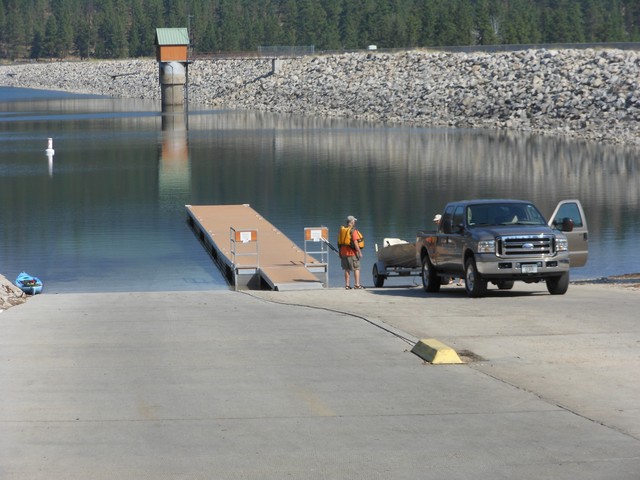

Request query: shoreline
[
  {"left": 1, "top": 48, "right": 640, "bottom": 147},
  {"left": 1, "top": 272, "right": 637, "bottom": 313}
]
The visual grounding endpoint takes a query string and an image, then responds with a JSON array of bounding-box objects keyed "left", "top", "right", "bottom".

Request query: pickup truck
[{"left": 416, "top": 199, "right": 588, "bottom": 297}]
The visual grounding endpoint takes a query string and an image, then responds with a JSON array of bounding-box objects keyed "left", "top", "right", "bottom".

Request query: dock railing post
[
  {"left": 230, "top": 227, "right": 259, "bottom": 290},
  {"left": 304, "top": 227, "right": 329, "bottom": 287}
]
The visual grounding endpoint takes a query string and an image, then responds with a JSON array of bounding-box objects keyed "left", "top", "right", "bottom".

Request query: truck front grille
[{"left": 497, "top": 235, "right": 555, "bottom": 257}]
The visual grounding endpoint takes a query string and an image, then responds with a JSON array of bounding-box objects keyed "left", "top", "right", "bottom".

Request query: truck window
[
  {"left": 468, "top": 205, "right": 489, "bottom": 225},
  {"left": 554, "top": 203, "right": 584, "bottom": 227},
  {"left": 441, "top": 205, "right": 455, "bottom": 234},
  {"left": 521, "top": 204, "right": 546, "bottom": 225},
  {"left": 452, "top": 206, "right": 464, "bottom": 228},
  {"left": 467, "top": 203, "right": 546, "bottom": 227}
]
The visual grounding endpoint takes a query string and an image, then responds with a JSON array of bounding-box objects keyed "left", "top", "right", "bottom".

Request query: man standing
[{"left": 338, "top": 215, "right": 364, "bottom": 289}]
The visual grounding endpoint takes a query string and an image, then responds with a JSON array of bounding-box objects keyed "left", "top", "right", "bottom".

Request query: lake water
[{"left": 1, "top": 87, "right": 639, "bottom": 293}]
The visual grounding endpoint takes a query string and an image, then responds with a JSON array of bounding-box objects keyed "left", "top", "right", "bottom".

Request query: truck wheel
[
  {"left": 496, "top": 280, "right": 514, "bottom": 290},
  {"left": 465, "top": 257, "right": 487, "bottom": 298},
  {"left": 372, "top": 264, "right": 385, "bottom": 288},
  {"left": 546, "top": 271, "right": 569, "bottom": 295},
  {"left": 421, "top": 255, "right": 441, "bottom": 293}
]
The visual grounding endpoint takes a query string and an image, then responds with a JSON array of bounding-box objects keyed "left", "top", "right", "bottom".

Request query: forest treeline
[{"left": 0, "top": 0, "right": 639, "bottom": 60}]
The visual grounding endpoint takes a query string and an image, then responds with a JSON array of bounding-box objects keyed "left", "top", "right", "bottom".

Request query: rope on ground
[{"left": 240, "top": 290, "right": 416, "bottom": 346}]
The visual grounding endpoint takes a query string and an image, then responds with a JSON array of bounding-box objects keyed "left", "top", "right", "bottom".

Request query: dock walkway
[{"left": 186, "top": 204, "right": 327, "bottom": 291}]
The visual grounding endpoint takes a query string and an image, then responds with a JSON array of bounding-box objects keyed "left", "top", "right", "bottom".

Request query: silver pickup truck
[{"left": 416, "top": 199, "right": 588, "bottom": 297}]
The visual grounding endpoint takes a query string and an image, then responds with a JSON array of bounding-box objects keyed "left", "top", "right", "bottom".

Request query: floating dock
[{"left": 186, "top": 204, "right": 328, "bottom": 291}]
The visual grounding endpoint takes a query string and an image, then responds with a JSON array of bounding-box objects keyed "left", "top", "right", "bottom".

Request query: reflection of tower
[
  {"left": 159, "top": 106, "right": 190, "bottom": 198},
  {"left": 45, "top": 137, "right": 55, "bottom": 177}
]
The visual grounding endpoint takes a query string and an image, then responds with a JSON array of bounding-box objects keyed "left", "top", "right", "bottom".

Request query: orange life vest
[{"left": 338, "top": 226, "right": 364, "bottom": 250}]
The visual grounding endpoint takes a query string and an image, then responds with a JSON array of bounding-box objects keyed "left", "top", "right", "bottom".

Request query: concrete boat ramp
[{"left": 186, "top": 204, "right": 328, "bottom": 291}]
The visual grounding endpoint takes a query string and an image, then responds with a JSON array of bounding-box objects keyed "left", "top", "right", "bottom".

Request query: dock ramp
[{"left": 186, "top": 204, "right": 328, "bottom": 291}]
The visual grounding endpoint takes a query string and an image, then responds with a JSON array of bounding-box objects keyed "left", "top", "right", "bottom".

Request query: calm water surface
[{"left": 1, "top": 87, "right": 639, "bottom": 293}]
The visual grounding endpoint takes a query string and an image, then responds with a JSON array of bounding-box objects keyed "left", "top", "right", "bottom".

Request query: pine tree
[
  {"left": 279, "top": 0, "right": 299, "bottom": 46},
  {"left": 623, "top": 0, "right": 640, "bottom": 41},
  {"left": 603, "top": 0, "right": 627, "bottom": 41},
  {"left": 30, "top": 30, "right": 43, "bottom": 59},
  {"left": 0, "top": 2, "right": 6, "bottom": 50},
  {"left": 418, "top": 0, "right": 439, "bottom": 46},
  {"left": 500, "top": 0, "right": 541, "bottom": 44},
  {"left": 96, "top": 0, "right": 129, "bottom": 58},
  {"left": 475, "top": 0, "right": 499, "bottom": 45},
  {"left": 339, "top": 0, "right": 361, "bottom": 49},
  {"left": 51, "top": 0, "right": 75, "bottom": 57},
  {"left": 43, "top": 14, "right": 60, "bottom": 58},
  {"left": 167, "top": 0, "right": 188, "bottom": 27},
  {"left": 130, "top": 0, "right": 155, "bottom": 56},
  {"left": 262, "top": 0, "right": 284, "bottom": 47},
  {"left": 295, "top": 0, "right": 328, "bottom": 47},
  {"left": 319, "top": 0, "right": 342, "bottom": 50},
  {"left": 5, "top": 0, "right": 28, "bottom": 59},
  {"left": 75, "top": 21, "right": 93, "bottom": 59},
  {"left": 217, "top": 0, "right": 242, "bottom": 50}
]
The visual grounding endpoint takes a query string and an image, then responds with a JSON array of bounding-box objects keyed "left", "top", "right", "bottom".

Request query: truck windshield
[{"left": 467, "top": 203, "right": 546, "bottom": 227}]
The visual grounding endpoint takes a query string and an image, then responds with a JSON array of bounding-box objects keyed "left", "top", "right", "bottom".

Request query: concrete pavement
[
  {"left": 1, "top": 282, "right": 639, "bottom": 479},
  {"left": 255, "top": 282, "right": 640, "bottom": 439}
]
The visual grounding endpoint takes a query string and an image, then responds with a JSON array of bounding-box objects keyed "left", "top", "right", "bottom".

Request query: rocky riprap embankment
[
  {"left": 1, "top": 48, "right": 639, "bottom": 146},
  {"left": 0, "top": 274, "right": 26, "bottom": 311}
]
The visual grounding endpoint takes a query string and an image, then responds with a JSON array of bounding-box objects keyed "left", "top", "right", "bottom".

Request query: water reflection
[
  {"left": 159, "top": 106, "right": 190, "bottom": 206},
  {"left": 184, "top": 110, "right": 640, "bottom": 283},
  {"left": 0, "top": 89, "right": 639, "bottom": 292}
]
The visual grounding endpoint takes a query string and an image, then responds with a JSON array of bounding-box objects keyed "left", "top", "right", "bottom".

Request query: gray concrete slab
[
  {"left": 1, "top": 284, "right": 639, "bottom": 479},
  {"left": 255, "top": 282, "right": 640, "bottom": 440}
]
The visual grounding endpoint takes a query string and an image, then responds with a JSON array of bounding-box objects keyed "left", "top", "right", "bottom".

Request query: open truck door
[{"left": 549, "top": 200, "right": 589, "bottom": 268}]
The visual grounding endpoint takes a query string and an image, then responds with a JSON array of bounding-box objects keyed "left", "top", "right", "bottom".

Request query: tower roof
[{"left": 155, "top": 28, "right": 189, "bottom": 46}]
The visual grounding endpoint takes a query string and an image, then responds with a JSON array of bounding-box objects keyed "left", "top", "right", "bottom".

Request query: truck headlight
[
  {"left": 556, "top": 237, "right": 568, "bottom": 252},
  {"left": 478, "top": 240, "right": 495, "bottom": 253}
]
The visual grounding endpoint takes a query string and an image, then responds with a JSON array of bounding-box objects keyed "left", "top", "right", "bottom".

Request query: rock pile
[
  {"left": 1, "top": 48, "right": 639, "bottom": 146},
  {"left": 0, "top": 274, "right": 26, "bottom": 311}
]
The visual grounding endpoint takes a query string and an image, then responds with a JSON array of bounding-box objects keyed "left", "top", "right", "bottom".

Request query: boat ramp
[{"left": 186, "top": 204, "right": 329, "bottom": 291}]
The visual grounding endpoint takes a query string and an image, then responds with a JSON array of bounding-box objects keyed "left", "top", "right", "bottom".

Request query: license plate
[{"left": 521, "top": 264, "right": 538, "bottom": 274}]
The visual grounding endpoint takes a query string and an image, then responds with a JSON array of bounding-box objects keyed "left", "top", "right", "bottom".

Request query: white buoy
[
  {"left": 46, "top": 137, "right": 55, "bottom": 177},
  {"left": 45, "top": 137, "right": 55, "bottom": 155}
]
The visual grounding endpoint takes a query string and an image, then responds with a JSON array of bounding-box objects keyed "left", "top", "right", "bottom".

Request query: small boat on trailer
[
  {"left": 372, "top": 238, "right": 421, "bottom": 287},
  {"left": 15, "top": 272, "right": 43, "bottom": 295}
]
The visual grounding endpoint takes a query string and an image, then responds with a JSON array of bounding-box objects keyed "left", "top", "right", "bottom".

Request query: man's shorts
[{"left": 341, "top": 255, "right": 360, "bottom": 271}]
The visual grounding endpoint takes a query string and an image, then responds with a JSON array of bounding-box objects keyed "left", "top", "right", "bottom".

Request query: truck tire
[
  {"left": 372, "top": 264, "right": 385, "bottom": 288},
  {"left": 421, "top": 255, "right": 441, "bottom": 293},
  {"left": 546, "top": 271, "right": 569, "bottom": 295},
  {"left": 465, "top": 257, "right": 487, "bottom": 298}
]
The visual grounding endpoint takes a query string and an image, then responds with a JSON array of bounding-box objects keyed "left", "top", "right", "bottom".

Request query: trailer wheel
[
  {"left": 372, "top": 264, "right": 385, "bottom": 288},
  {"left": 421, "top": 255, "right": 441, "bottom": 293}
]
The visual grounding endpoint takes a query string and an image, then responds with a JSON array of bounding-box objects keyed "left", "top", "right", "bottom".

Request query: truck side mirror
[{"left": 561, "top": 217, "right": 574, "bottom": 232}]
